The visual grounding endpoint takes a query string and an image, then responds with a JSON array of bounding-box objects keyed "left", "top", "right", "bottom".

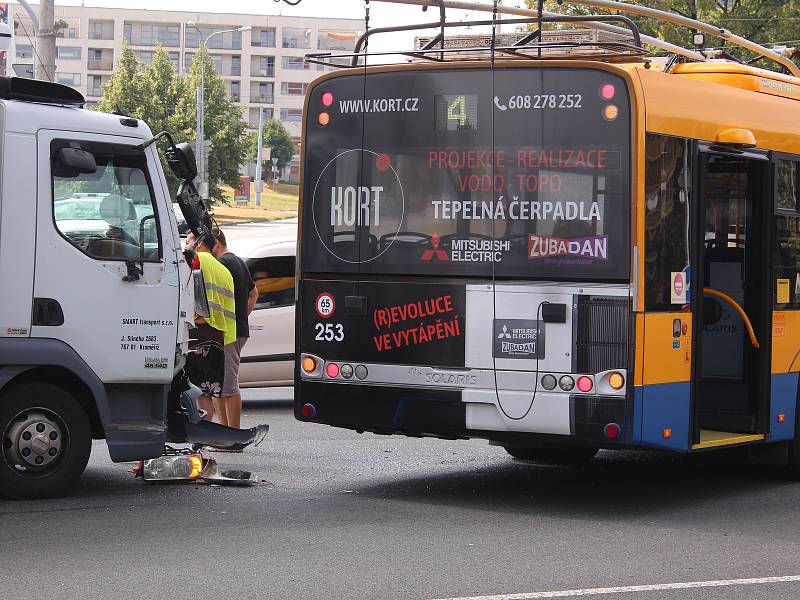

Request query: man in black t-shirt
[{"left": 211, "top": 228, "right": 258, "bottom": 434}]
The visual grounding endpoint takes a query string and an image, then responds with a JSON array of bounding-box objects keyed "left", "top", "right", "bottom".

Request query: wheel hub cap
[{"left": 5, "top": 411, "right": 63, "bottom": 469}]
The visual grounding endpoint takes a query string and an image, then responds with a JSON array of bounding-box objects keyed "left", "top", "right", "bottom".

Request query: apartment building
[{"left": 9, "top": 4, "right": 361, "bottom": 142}]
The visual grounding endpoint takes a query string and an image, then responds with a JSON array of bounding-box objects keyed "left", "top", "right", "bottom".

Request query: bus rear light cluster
[
  {"left": 540, "top": 374, "right": 597, "bottom": 393},
  {"left": 323, "top": 362, "right": 368, "bottom": 381}
]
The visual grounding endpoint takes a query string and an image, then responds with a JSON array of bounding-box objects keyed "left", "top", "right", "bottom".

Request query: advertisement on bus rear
[{"left": 302, "top": 67, "right": 631, "bottom": 281}]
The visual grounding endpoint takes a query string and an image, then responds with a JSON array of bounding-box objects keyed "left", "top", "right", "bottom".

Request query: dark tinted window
[
  {"left": 644, "top": 135, "right": 691, "bottom": 311},
  {"left": 775, "top": 159, "right": 800, "bottom": 308},
  {"left": 302, "top": 67, "right": 631, "bottom": 281},
  {"left": 248, "top": 255, "right": 295, "bottom": 309}
]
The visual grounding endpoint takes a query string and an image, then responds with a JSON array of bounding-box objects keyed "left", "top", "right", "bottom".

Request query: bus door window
[{"left": 696, "top": 154, "right": 770, "bottom": 434}]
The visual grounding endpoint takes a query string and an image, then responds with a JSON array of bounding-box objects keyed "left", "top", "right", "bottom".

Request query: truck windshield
[{"left": 301, "top": 67, "right": 631, "bottom": 281}]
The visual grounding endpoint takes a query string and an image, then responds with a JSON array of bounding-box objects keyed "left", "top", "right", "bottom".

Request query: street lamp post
[{"left": 186, "top": 23, "right": 250, "bottom": 198}]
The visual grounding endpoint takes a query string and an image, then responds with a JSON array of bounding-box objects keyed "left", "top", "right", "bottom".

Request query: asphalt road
[{"left": 2, "top": 388, "right": 800, "bottom": 600}]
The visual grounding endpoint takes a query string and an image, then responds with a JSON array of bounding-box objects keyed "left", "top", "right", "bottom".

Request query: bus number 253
[{"left": 315, "top": 323, "right": 345, "bottom": 342}]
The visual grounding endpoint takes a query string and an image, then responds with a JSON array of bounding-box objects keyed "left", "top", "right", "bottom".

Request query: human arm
[{"left": 247, "top": 284, "right": 258, "bottom": 315}]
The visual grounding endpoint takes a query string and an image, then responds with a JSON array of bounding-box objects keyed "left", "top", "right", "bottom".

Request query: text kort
[{"left": 330, "top": 186, "right": 383, "bottom": 226}]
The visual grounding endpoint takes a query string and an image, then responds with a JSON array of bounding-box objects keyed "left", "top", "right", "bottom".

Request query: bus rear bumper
[{"left": 296, "top": 380, "right": 634, "bottom": 447}]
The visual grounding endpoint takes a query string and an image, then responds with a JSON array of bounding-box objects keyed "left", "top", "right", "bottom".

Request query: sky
[{"left": 11, "top": 0, "right": 530, "bottom": 54}]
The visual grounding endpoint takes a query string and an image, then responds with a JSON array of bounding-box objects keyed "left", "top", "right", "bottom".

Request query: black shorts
[{"left": 186, "top": 323, "right": 225, "bottom": 398}]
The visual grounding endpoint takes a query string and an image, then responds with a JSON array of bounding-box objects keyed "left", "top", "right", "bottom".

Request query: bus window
[
  {"left": 302, "top": 68, "right": 631, "bottom": 281},
  {"left": 775, "top": 159, "right": 800, "bottom": 308},
  {"left": 644, "top": 134, "right": 691, "bottom": 311}
]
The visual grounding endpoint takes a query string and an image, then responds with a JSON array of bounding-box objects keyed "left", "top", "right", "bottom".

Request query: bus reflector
[
  {"left": 778, "top": 413, "right": 786, "bottom": 423},
  {"left": 321, "top": 91, "right": 334, "bottom": 107},
  {"left": 302, "top": 356, "right": 317, "bottom": 373},
  {"left": 325, "top": 363, "right": 340, "bottom": 378},
  {"left": 577, "top": 376, "right": 593, "bottom": 393},
  {"left": 603, "top": 423, "right": 620, "bottom": 440},
  {"left": 301, "top": 403, "right": 316, "bottom": 418},
  {"left": 608, "top": 372, "right": 625, "bottom": 390},
  {"left": 663, "top": 428, "right": 673, "bottom": 439},
  {"left": 318, "top": 112, "right": 331, "bottom": 126},
  {"left": 602, "top": 105, "right": 619, "bottom": 121}
]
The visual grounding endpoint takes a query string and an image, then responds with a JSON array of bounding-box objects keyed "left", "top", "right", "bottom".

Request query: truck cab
[{"left": 0, "top": 77, "right": 197, "bottom": 498}]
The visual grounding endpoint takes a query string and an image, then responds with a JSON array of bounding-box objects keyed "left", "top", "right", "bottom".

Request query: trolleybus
[{"left": 294, "top": 0, "right": 800, "bottom": 469}]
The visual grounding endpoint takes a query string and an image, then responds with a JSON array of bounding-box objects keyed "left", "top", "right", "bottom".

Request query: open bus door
[{"left": 690, "top": 147, "right": 772, "bottom": 449}]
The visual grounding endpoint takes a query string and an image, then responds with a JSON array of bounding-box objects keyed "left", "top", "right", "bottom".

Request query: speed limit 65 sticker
[{"left": 316, "top": 292, "right": 336, "bottom": 318}]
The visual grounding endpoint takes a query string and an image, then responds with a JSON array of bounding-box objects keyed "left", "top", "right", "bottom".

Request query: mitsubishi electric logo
[
  {"left": 492, "top": 319, "right": 545, "bottom": 359},
  {"left": 421, "top": 233, "right": 449, "bottom": 262}
]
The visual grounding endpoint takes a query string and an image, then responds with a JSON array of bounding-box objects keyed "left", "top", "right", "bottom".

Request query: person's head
[
  {"left": 211, "top": 228, "right": 228, "bottom": 258},
  {"left": 186, "top": 231, "right": 216, "bottom": 253}
]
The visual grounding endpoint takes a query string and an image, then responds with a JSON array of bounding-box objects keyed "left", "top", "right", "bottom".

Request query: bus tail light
[
  {"left": 340, "top": 364, "right": 354, "bottom": 379},
  {"left": 354, "top": 364, "right": 368, "bottom": 380},
  {"left": 603, "top": 423, "right": 621, "bottom": 440},
  {"left": 301, "top": 403, "right": 317, "bottom": 418},
  {"left": 318, "top": 112, "right": 331, "bottom": 126},
  {"left": 301, "top": 354, "right": 323, "bottom": 378},
  {"left": 602, "top": 104, "right": 619, "bottom": 121},
  {"left": 321, "top": 91, "right": 334, "bottom": 107},
  {"left": 608, "top": 371, "right": 625, "bottom": 390},
  {"left": 559, "top": 375, "right": 575, "bottom": 392},
  {"left": 600, "top": 83, "right": 616, "bottom": 100},
  {"left": 576, "top": 376, "right": 593, "bottom": 393},
  {"left": 541, "top": 374, "right": 557, "bottom": 390},
  {"left": 325, "top": 362, "right": 340, "bottom": 378}
]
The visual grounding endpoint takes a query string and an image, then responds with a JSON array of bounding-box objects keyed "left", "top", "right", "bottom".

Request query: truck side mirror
[
  {"left": 166, "top": 142, "right": 198, "bottom": 182},
  {"left": 53, "top": 147, "right": 97, "bottom": 177}
]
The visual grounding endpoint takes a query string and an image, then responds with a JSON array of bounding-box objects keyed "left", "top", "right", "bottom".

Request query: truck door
[{"left": 33, "top": 131, "right": 180, "bottom": 385}]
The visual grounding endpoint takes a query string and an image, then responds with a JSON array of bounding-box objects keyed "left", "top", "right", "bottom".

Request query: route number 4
[
  {"left": 447, "top": 95, "right": 467, "bottom": 127},
  {"left": 315, "top": 323, "right": 345, "bottom": 342}
]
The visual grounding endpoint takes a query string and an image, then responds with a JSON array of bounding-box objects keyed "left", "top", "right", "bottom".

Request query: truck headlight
[{"left": 142, "top": 454, "right": 203, "bottom": 481}]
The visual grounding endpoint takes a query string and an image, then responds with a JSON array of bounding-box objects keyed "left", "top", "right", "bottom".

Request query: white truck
[{"left": 0, "top": 75, "right": 258, "bottom": 499}]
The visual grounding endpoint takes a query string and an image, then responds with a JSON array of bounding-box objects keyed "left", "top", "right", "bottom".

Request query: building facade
[{"left": 9, "top": 4, "right": 361, "bottom": 143}]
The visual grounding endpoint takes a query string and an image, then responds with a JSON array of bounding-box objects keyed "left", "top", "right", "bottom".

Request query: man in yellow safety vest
[{"left": 184, "top": 231, "right": 236, "bottom": 421}]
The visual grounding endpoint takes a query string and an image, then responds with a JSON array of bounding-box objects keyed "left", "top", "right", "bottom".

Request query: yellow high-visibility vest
[{"left": 197, "top": 251, "right": 236, "bottom": 346}]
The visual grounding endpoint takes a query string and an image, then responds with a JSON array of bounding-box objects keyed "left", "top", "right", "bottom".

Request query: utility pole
[
  {"left": 255, "top": 107, "right": 264, "bottom": 207},
  {"left": 35, "top": 0, "right": 55, "bottom": 82}
]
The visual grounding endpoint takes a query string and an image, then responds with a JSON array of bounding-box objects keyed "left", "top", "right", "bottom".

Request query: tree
[
  {"left": 174, "top": 46, "right": 252, "bottom": 202},
  {"left": 525, "top": 0, "right": 800, "bottom": 67},
  {"left": 252, "top": 118, "right": 295, "bottom": 178},
  {"left": 95, "top": 43, "right": 251, "bottom": 203}
]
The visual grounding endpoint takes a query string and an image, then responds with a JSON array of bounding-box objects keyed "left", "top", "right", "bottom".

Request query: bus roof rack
[
  {"left": 0, "top": 76, "right": 85, "bottom": 107},
  {"left": 306, "top": 14, "right": 645, "bottom": 68},
  {"left": 359, "top": 0, "right": 798, "bottom": 76}
]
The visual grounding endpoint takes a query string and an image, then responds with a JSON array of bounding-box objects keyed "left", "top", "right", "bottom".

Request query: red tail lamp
[
  {"left": 603, "top": 422, "right": 621, "bottom": 440},
  {"left": 321, "top": 91, "right": 334, "bottom": 107},
  {"left": 301, "top": 403, "right": 317, "bottom": 418},
  {"left": 577, "top": 376, "right": 593, "bottom": 393},
  {"left": 600, "top": 83, "right": 616, "bottom": 100},
  {"left": 325, "top": 362, "right": 340, "bottom": 378}
]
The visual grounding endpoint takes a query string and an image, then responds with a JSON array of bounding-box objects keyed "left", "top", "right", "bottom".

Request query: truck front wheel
[{"left": 0, "top": 383, "right": 92, "bottom": 499}]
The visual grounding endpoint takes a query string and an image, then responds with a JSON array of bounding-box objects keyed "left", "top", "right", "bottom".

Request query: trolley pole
[{"left": 255, "top": 107, "right": 264, "bottom": 207}]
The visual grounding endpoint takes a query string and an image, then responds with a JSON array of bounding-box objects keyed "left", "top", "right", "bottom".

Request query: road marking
[{"left": 430, "top": 575, "right": 800, "bottom": 600}]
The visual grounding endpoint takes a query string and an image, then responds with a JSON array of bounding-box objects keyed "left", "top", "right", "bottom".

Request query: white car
[{"left": 228, "top": 234, "right": 296, "bottom": 387}]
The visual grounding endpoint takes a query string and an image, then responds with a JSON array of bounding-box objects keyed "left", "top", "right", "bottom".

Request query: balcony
[
  {"left": 88, "top": 58, "right": 113, "bottom": 71},
  {"left": 250, "top": 65, "right": 275, "bottom": 78},
  {"left": 250, "top": 94, "right": 274, "bottom": 104}
]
